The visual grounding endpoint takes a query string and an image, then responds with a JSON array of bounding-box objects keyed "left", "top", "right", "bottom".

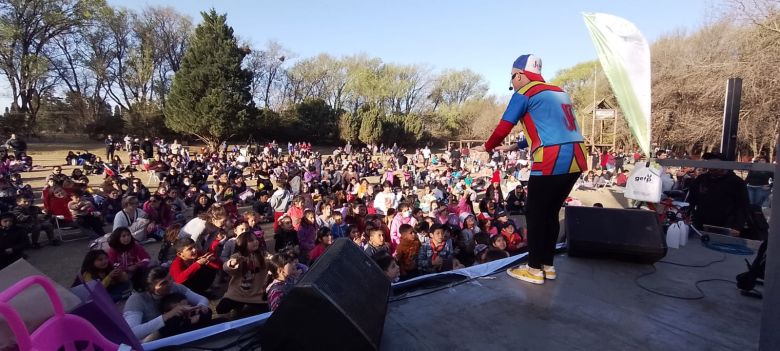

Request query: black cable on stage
[
  {"left": 634, "top": 264, "right": 737, "bottom": 300},
  {"left": 657, "top": 253, "right": 727, "bottom": 268}
]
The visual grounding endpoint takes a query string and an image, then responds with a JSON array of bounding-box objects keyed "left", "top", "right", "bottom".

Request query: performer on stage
[{"left": 475, "top": 54, "right": 587, "bottom": 284}]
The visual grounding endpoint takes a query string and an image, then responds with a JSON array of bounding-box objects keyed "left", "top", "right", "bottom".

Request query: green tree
[
  {"left": 358, "top": 105, "right": 383, "bottom": 145},
  {"left": 294, "top": 98, "right": 339, "bottom": 141},
  {"left": 383, "top": 113, "right": 423, "bottom": 145},
  {"left": 164, "top": 9, "right": 253, "bottom": 149},
  {"left": 338, "top": 112, "right": 360, "bottom": 142}
]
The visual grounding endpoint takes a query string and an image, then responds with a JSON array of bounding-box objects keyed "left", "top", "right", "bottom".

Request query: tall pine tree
[{"left": 164, "top": 9, "right": 254, "bottom": 149}]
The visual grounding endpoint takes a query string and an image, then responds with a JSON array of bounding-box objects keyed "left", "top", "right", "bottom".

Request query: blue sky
[
  {"left": 109, "top": 0, "right": 716, "bottom": 96},
  {"left": 0, "top": 0, "right": 717, "bottom": 107}
]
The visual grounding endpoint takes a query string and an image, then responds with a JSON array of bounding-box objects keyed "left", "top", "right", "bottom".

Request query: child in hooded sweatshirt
[{"left": 329, "top": 212, "right": 348, "bottom": 239}]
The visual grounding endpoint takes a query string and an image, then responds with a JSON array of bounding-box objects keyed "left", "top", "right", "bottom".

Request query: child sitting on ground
[
  {"left": 417, "top": 224, "right": 452, "bottom": 275},
  {"left": 0, "top": 213, "right": 28, "bottom": 270},
  {"left": 363, "top": 227, "right": 389, "bottom": 257},
  {"left": 394, "top": 224, "right": 420, "bottom": 280},
  {"left": 158, "top": 224, "right": 182, "bottom": 267},
  {"left": 243, "top": 211, "right": 267, "bottom": 256},
  {"left": 372, "top": 252, "right": 401, "bottom": 283},
  {"left": 218, "top": 232, "right": 268, "bottom": 316},
  {"left": 107, "top": 226, "right": 151, "bottom": 282},
  {"left": 483, "top": 247, "right": 510, "bottom": 263},
  {"left": 78, "top": 249, "right": 131, "bottom": 302},
  {"left": 490, "top": 234, "right": 509, "bottom": 254},
  {"left": 68, "top": 191, "right": 106, "bottom": 238},
  {"left": 330, "top": 212, "right": 348, "bottom": 239},
  {"left": 493, "top": 211, "right": 525, "bottom": 255},
  {"left": 169, "top": 237, "right": 221, "bottom": 297},
  {"left": 308, "top": 227, "right": 333, "bottom": 263},
  {"left": 266, "top": 251, "right": 299, "bottom": 311},
  {"left": 348, "top": 226, "right": 364, "bottom": 248},
  {"left": 220, "top": 221, "right": 251, "bottom": 264}
]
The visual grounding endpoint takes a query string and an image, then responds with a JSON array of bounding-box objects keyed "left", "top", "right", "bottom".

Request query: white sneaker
[
  {"left": 507, "top": 265, "right": 544, "bottom": 284},
  {"left": 543, "top": 265, "right": 557, "bottom": 280}
]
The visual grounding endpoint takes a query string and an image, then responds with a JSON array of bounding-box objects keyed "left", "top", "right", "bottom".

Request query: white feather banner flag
[{"left": 583, "top": 12, "right": 652, "bottom": 156}]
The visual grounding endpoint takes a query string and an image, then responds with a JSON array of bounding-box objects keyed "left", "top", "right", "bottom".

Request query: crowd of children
[{"left": 4, "top": 136, "right": 546, "bottom": 342}]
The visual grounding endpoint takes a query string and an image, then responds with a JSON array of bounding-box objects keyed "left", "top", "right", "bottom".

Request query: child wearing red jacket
[
  {"left": 170, "top": 237, "right": 221, "bottom": 297},
  {"left": 494, "top": 210, "right": 526, "bottom": 255},
  {"left": 44, "top": 186, "right": 73, "bottom": 221},
  {"left": 308, "top": 227, "right": 333, "bottom": 263}
]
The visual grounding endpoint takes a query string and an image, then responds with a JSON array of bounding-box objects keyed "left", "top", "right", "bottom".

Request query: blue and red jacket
[{"left": 485, "top": 81, "right": 588, "bottom": 176}]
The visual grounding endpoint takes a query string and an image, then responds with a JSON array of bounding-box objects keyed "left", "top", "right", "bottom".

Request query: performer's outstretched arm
[{"left": 483, "top": 93, "right": 528, "bottom": 152}]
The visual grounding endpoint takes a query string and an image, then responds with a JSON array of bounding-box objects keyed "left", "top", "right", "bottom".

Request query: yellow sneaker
[
  {"left": 507, "top": 265, "right": 544, "bottom": 285},
  {"left": 543, "top": 265, "right": 557, "bottom": 280}
]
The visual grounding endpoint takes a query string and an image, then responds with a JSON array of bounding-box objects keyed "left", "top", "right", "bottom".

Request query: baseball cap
[
  {"left": 496, "top": 210, "right": 508, "bottom": 218},
  {"left": 512, "top": 54, "right": 545, "bottom": 82}
]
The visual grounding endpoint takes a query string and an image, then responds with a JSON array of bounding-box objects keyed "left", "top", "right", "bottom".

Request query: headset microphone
[{"left": 508, "top": 86, "right": 513, "bottom": 91}]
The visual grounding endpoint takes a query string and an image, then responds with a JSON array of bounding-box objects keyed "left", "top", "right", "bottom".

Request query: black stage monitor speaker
[
  {"left": 565, "top": 206, "right": 667, "bottom": 263},
  {"left": 261, "top": 238, "right": 391, "bottom": 351}
]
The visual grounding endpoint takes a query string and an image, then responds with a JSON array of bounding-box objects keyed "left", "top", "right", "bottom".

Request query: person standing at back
[
  {"left": 4, "top": 134, "right": 26, "bottom": 159},
  {"left": 105, "top": 134, "right": 115, "bottom": 160},
  {"left": 475, "top": 54, "right": 587, "bottom": 285}
]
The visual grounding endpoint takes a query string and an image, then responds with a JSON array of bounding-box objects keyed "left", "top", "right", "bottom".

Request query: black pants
[
  {"left": 76, "top": 215, "right": 105, "bottom": 237},
  {"left": 526, "top": 172, "right": 581, "bottom": 269},
  {"left": 183, "top": 267, "right": 218, "bottom": 296},
  {"left": 26, "top": 221, "right": 55, "bottom": 244}
]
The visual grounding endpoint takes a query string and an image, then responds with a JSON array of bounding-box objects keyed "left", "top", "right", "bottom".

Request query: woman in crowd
[{"left": 113, "top": 196, "right": 154, "bottom": 241}]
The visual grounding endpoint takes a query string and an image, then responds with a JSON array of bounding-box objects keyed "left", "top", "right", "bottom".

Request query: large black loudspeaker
[
  {"left": 261, "top": 238, "right": 391, "bottom": 350},
  {"left": 565, "top": 206, "right": 667, "bottom": 263}
]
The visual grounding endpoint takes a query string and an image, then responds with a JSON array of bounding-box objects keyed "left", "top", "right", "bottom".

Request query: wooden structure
[{"left": 584, "top": 99, "right": 618, "bottom": 151}]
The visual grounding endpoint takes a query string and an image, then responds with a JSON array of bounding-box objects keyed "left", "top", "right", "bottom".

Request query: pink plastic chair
[{"left": 0, "top": 275, "right": 120, "bottom": 351}]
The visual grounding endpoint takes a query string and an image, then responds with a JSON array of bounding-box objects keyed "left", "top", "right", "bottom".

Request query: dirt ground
[{"left": 17, "top": 141, "right": 628, "bottom": 288}]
